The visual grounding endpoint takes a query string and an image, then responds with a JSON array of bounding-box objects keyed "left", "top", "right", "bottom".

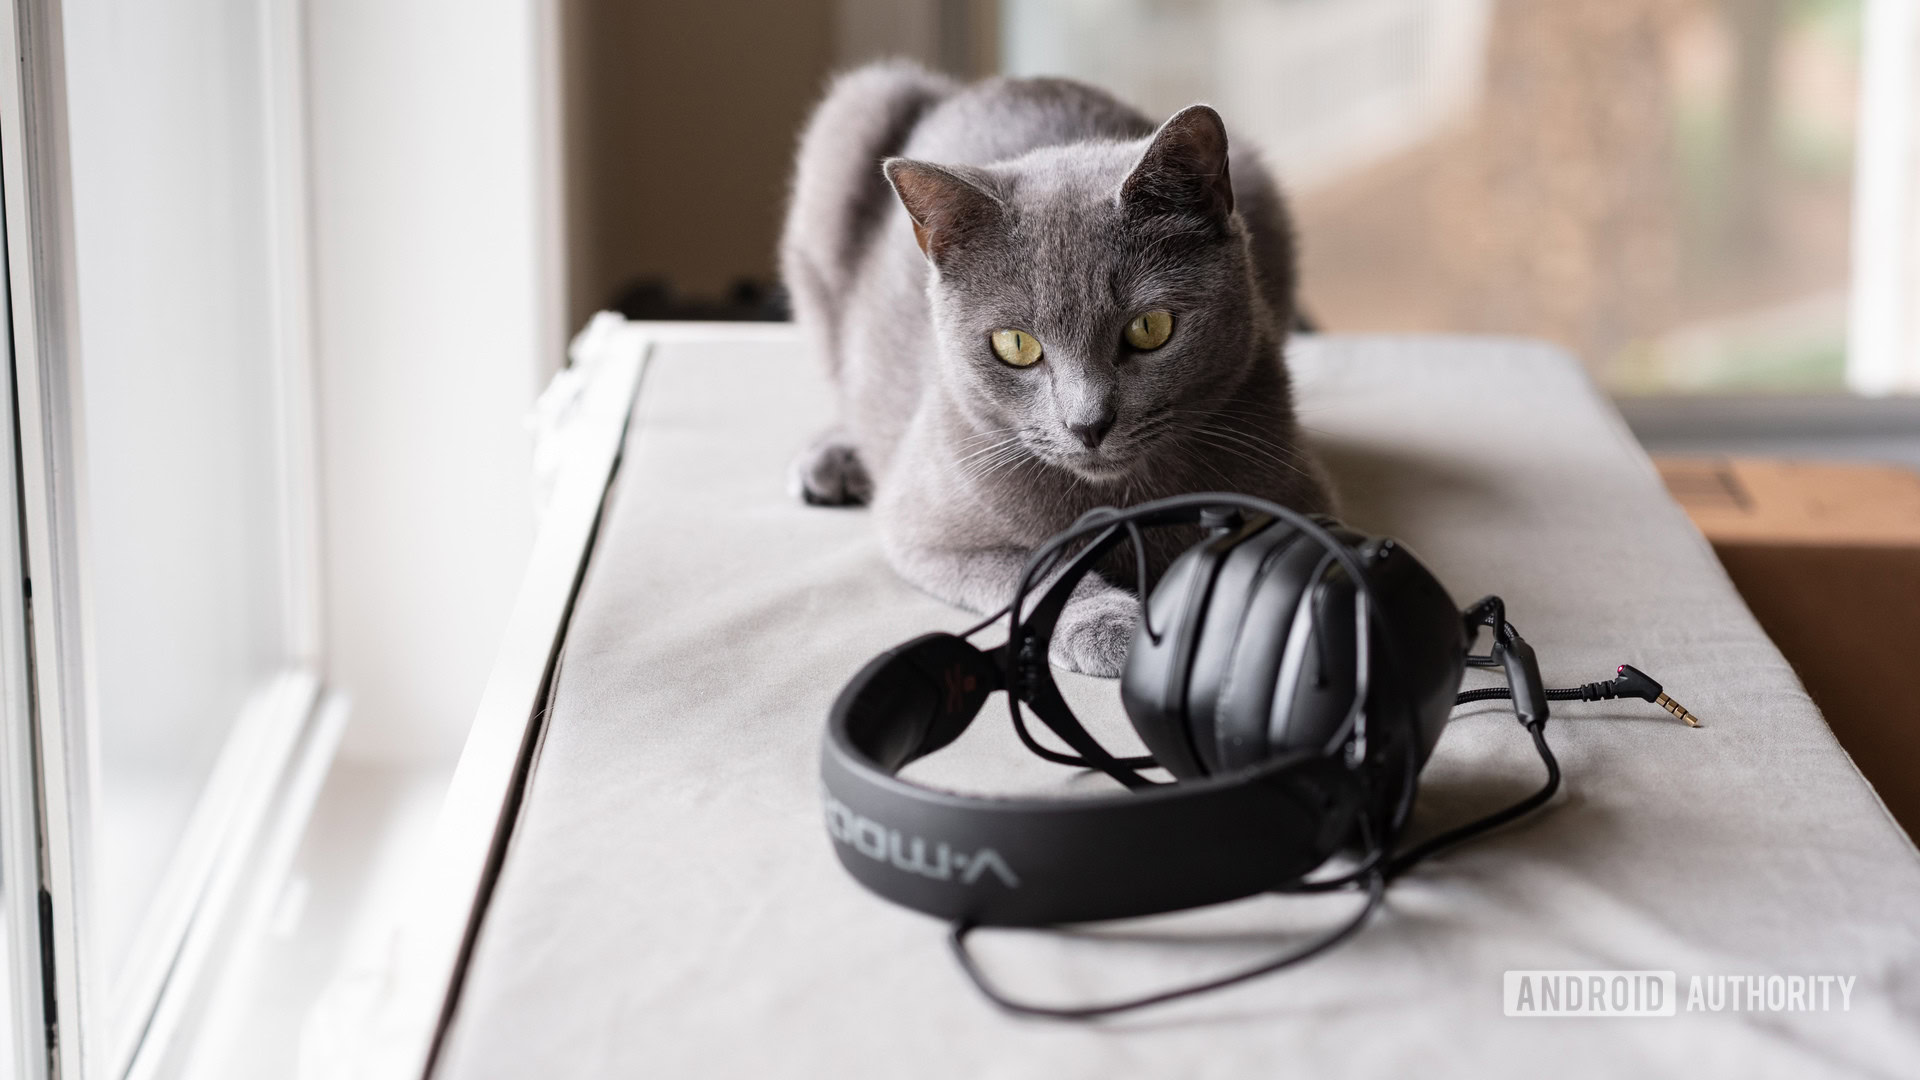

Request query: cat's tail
[{"left": 781, "top": 61, "right": 956, "bottom": 371}]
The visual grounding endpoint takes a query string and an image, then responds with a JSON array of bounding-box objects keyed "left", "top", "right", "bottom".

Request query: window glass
[
  {"left": 1002, "top": 0, "right": 1862, "bottom": 393},
  {"left": 62, "top": 0, "right": 296, "bottom": 983}
]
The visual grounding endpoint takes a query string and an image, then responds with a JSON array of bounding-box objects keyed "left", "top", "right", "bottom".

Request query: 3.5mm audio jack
[
  {"left": 1652, "top": 692, "right": 1700, "bottom": 726},
  {"left": 1455, "top": 663, "right": 1704, "bottom": 726},
  {"left": 1570, "top": 664, "right": 1702, "bottom": 727}
]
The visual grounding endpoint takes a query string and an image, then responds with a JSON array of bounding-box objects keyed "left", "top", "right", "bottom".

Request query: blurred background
[
  {"left": 565, "top": 0, "right": 1878, "bottom": 395},
  {"left": 4, "top": 2, "right": 1916, "bottom": 1078}
]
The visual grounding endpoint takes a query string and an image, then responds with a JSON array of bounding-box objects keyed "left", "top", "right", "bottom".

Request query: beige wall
[
  {"left": 561, "top": 0, "right": 838, "bottom": 330},
  {"left": 560, "top": 0, "right": 997, "bottom": 331}
]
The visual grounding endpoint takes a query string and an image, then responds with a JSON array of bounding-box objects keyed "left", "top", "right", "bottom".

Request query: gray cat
[{"left": 781, "top": 61, "right": 1332, "bottom": 676}]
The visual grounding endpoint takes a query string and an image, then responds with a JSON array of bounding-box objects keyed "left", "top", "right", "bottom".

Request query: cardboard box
[{"left": 1657, "top": 457, "right": 1920, "bottom": 840}]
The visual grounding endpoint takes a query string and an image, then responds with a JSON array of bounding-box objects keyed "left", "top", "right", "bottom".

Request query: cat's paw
[
  {"left": 1049, "top": 591, "right": 1141, "bottom": 678},
  {"left": 789, "top": 436, "right": 873, "bottom": 506}
]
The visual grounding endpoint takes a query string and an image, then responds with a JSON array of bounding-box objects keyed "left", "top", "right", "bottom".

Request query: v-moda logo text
[{"left": 824, "top": 793, "right": 1019, "bottom": 888}]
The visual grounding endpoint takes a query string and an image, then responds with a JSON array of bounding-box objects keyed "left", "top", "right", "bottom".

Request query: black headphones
[{"left": 821, "top": 492, "right": 1696, "bottom": 1017}]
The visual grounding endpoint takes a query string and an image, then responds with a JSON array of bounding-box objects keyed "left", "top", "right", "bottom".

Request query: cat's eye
[
  {"left": 990, "top": 328, "right": 1044, "bottom": 367},
  {"left": 1125, "top": 310, "right": 1175, "bottom": 350}
]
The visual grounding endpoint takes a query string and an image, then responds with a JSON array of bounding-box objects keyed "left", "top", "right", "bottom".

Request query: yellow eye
[
  {"left": 1124, "top": 310, "right": 1174, "bottom": 350},
  {"left": 990, "top": 328, "right": 1044, "bottom": 367}
]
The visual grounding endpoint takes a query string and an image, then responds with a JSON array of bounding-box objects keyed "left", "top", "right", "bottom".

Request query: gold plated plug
[{"left": 1654, "top": 692, "right": 1701, "bottom": 727}]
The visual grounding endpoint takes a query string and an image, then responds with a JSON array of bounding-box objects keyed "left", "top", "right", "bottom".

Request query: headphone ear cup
[
  {"left": 1119, "top": 541, "right": 1214, "bottom": 779},
  {"left": 1259, "top": 556, "right": 1360, "bottom": 760},
  {"left": 1120, "top": 516, "right": 1296, "bottom": 778},
  {"left": 1179, "top": 522, "right": 1307, "bottom": 773},
  {"left": 1202, "top": 527, "right": 1341, "bottom": 772},
  {"left": 1122, "top": 513, "right": 1466, "bottom": 787}
]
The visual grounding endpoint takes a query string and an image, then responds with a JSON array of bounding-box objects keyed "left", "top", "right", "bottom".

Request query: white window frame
[
  {"left": 348, "top": 321, "right": 783, "bottom": 1080},
  {"left": 1, "top": 165, "right": 56, "bottom": 1080},
  {"left": 360, "top": 318, "right": 650, "bottom": 1080},
  {"left": 0, "top": 1, "right": 332, "bottom": 1077},
  {"left": 1848, "top": 0, "right": 1920, "bottom": 394}
]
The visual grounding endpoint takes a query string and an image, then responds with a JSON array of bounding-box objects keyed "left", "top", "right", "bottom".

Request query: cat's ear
[
  {"left": 883, "top": 158, "right": 1004, "bottom": 264},
  {"left": 1120, "top": 105, "right": 1234, "bottom": 223}
]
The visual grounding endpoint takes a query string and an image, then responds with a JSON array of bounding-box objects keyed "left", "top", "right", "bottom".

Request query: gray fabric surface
[{"left": 436, "top": 330, "right": 1920, "bottom": 1080}]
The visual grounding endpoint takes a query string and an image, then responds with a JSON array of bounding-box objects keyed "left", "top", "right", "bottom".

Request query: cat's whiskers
[
  {"left": 1160, "top": 407, "right": 1317, "bottom": 476},
  {"left": 1118, "top": 409, "right": 1305, "bottom": 494},
  {"left": 965, "top": 439, "right": 1044, "bottom": 485},
  {"left": 955, "top": 436, "right": 1022, "bottom": 469},
  {"left": 954, "top": 426, "right": 1018, "bottom": 449},
  {"left": 1190, "top": 422, "right": 1306, "bottom": 467},
  {"left": 963, "top": 453, "right": 1024, "bottom": 485},
  {"left": 975, "top": 454, "right": 1046, "bottom": 493},
  {"left": 1183, "top": 429, "right": 1311, "bottom": 484},
  {"left": 954, "top": 431, "right": 1031, "bottom": 481},
  {"left": 1164, "top": 439, "right": 1242, "bottom": 493}
]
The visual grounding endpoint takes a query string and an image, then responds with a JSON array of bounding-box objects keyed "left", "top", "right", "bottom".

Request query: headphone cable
[
  {"left": 1382, "top": 719, "right": 1559, "bottom": 879},
  {"left": 942, "top": 499, "right": 1703, "bottom": 1018},
  {"left": 949, "top": 862, "right": 1387, "bottom": 1020},
  {"left": 1454, "top": 664, "right": 1701, "bottom": 727},
  {"left": 947, "top": 689, "right": 1554, "bottom": 1020}
]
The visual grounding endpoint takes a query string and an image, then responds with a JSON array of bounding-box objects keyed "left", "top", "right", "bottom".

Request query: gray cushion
[{"left": 437, "top": 330, "right": 1920, "bottom": 1079}]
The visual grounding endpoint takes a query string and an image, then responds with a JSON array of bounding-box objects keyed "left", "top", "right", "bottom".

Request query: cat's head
[{"left": 884, "top": 105, "right": 1272, "bottom": 483}]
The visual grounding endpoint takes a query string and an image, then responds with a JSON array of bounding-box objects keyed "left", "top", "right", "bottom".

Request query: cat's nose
[{"left": 1069, "top": 410, "right": 1116, "bottom": 450}]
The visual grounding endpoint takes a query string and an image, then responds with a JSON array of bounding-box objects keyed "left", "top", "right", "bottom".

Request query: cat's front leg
[
  {"left": 882, "top": 540, "right": 1141, "bottom": 677},
  {"left": 789, "top": 425, "right": 873, "bottom": 506},
  {"left": 1047, "top": 585, "right": 1142, "bottom": 678}
]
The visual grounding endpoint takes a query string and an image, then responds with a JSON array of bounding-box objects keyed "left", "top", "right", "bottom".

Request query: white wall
[
  {"left": 1848, "top": 0, "right": 1920, "bottom": 394},
  {"left": 305, "top": 0, "right": 561, "bottom": 761}
]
